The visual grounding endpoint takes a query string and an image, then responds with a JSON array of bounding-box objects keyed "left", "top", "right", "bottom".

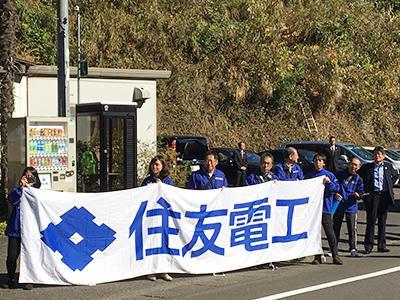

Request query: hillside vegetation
[{"left": 15, "top": 0, "right": 400, "bottom": 150}]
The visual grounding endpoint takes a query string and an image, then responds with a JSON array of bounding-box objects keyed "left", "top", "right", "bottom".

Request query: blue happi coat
[
  {"left": 274, "top": 163, "right": 304, "bottom": 181},
  {"left": 187, "top": 168, "right": 228, "bottom": 190},
  {"left": 335, "top": 169, "right": 364, "bottom": 214},
  {"left": 306, "top": 168, "right": 340, "bottom": 214}
]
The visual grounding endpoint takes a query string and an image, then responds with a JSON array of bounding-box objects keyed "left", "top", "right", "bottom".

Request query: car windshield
[
  {"left": 385, "top": 149, "right": 400, "bottom": 161},
  {"left": 344, "top": 144, "right": 374, "bottom": 160},
  {"left": 298, "top": 149, "right": 317, "bottom": 163},
  {"left": 179, "top": 140, "right": 208, "bottom": 161},
  {"left": 247, "top": 151, "right": 260, "bottom": 164}
]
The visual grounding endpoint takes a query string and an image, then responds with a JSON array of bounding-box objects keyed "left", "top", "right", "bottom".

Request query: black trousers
[
  {"left": 333, "top": 211, "right": 357, "bottom": 250},
  {"left": 321, "top": 213, "right": 338, "bottom": 256},
  {"left": 6, "top": 236, "right": 21, "bottom": 280},
  {"left": 364, "top": 192, "right": 390, "bottom": 251},
  {"left": 235, "top": 170, "right": 246, "bottom": 187}
]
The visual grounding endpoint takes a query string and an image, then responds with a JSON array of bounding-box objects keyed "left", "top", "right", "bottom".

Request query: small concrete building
[{"left": 7, "top": 62, "right": 171, "bottom": 192}]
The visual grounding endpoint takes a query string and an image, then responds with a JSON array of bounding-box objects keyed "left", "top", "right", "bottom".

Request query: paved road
[{"left": 1, "top": 189, "right": 400, "bottom": 300}]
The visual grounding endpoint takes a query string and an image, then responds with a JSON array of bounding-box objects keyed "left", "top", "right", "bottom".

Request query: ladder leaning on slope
[{"left": 298, "top": 100, "right": 318, "bottom": 134}]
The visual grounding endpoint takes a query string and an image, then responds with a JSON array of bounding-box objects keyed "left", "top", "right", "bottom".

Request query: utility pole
[
  {"left": 75, "top": 5, "right": 81, "bottom": 105},
  {"left": 57, "top": 0, "right": 70, "bottom": 117}
]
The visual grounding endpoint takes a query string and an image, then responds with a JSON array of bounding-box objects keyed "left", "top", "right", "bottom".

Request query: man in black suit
[
  {"left": 233, "top": 142, "right": 248, "bottom": 187},
  {"left": 325, "top": 135, "right": 341, "bottom": 174},
  {"left": 359, "top": 146, "right": 399, "bottom": 253}
]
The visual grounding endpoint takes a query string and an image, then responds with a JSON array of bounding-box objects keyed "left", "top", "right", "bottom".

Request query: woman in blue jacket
[
  {"left": 142, "top": 155, "right": 174, "bottom": 187},
  {"left": 141, "top": 156, "right": 174, "bottom": 282},
  {"left": 306, "top": 154, "right": 343, "bottom": 265},
  {"left": 2, "top": 167, "right": 41, "bottom": 290}
]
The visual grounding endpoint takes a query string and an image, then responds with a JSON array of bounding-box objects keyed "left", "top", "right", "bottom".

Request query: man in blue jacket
[
  {"left": 274, "top": 147, "right": 304, "bottom": 181},
  {"left": 246, "top": 152, "right": 277, "bottom": 185},
  {"left": 306, "top": 153, "right": 343, "bottom": 265},
  {"left": 187, "top": 150, "right": 228, "bottom": 190},
  {"left": 333, "top": 158, "right": 364, "bottom": 257}
]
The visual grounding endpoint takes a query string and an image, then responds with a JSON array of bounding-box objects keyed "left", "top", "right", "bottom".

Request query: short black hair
[
  {"left": 204, "top": 150, "right": 218, "bottom": 160},
  {"left": 329, "top": 135, "right": 336, "bottom": 141},
  {"left": 313, "top": 153, "right": 327, "bottom": 165},
  {"left": 260, "top": 152, "right": 274, "bottom": 162},
  {"left": 373, "top": 146, "right": 385, "bottom": 155}
]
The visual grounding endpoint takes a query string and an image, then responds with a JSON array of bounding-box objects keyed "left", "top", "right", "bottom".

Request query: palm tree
[{"left": 0, "top": 0, "right": 17, "bottom": 216}]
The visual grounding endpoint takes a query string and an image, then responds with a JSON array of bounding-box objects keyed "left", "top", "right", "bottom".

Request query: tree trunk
[{"left": 0, "top": 0, "right": 17, "bottom": 216}]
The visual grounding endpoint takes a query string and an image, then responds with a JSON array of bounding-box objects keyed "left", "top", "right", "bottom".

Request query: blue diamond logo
[{"left": 41, "top": 206, "right": 116, "bottom": 271}]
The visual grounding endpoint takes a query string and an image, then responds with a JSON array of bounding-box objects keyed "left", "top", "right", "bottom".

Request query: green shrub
[
  {"left": 137, "top": 141, "right": 191, "bottom": 188},
  {"left": 16, "top": 0, "right": 57, "bottom": 63},
  {"left": 0, "top": 221, "right": 7, "bottom": 236}
]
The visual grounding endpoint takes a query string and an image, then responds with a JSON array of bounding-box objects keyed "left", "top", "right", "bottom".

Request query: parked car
[
  {"left": 280, "top": 141, "right": 374, "bottom": 172},
  {"left": 211, "top": 147, "right": 260, "bottom": 186},
  {"left": 161, "top": 135, "right": 209, "bottom": 172},
  {"left": 363, "top": 146, "right": 400, "bottom": 186},
  {"left": 389, "top": 148, "right": 400, "bottom": 156},
  {"left": 258, "top": 149, "right": 317, "bottom": 175}
]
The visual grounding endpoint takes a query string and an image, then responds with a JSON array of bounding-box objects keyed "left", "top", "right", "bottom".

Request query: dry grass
[{"left": 15, "top": 0, "right": 400, "bottom": 151}]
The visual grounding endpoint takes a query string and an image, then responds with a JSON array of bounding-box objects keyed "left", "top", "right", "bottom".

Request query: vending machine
[{"left": 8, "top": 117, "right": 77, "bottom": 192}]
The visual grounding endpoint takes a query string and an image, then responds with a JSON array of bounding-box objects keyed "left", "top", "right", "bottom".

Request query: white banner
[{"left": 20, "top": 177, "right": 324, "bottom": 285}]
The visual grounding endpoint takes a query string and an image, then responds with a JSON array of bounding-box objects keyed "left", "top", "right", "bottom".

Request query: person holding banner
[
  {"left": 142, "top": 155, "right": 174, "bottom": 186},
  {"left": 246, "top": 152, "right": 277, "bottom": 185},
  {"left": 2, "top": 167, "right": 41, "bottom": 290},
  {"left": 142, "top": 156, "right": 174, "bottom": 281},
  {"left": 306, "top": 154, "right": 343, "bottom": 265},
  {"left": 333, "top": 158, "right": 364, "bottom": 257},
  {"left": 187, "top": 150, "right": 228, "bottom": 189},
  {"left": 274, "top": 147, "right": 304, "bottom": 181}
]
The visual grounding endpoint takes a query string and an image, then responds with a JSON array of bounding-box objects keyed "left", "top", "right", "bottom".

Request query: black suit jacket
[
  {"left": 324, "top": 146, "right": 341, "bottom": 173},
  {"left": 233, "top": 149, "right": 248, "bottom": 171},
  {"left": 359, "top": 161, "right": 399, "bottom": 206}
]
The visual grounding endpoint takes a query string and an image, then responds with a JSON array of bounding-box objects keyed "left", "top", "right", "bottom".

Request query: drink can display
[{"left": 28, "top": 124, "right": 68, "bottom": 171}]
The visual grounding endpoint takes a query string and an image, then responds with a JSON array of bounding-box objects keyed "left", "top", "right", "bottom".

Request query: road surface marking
[{"left": 254, "top": 265, "right": 400, "bottom": 300}]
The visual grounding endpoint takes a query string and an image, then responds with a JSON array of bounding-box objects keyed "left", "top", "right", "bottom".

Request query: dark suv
[
  {"left": 258, "top": 149, "right": 317, "bottom": 175},
  {"left": 161, "top": 135, "right": 209, "bottom": 170},
  {"left": 280, "top": 141, "right": 374, "bottom": 171},
  {"left": 212, "top": 147, "right": 261, "bottom": 186}
]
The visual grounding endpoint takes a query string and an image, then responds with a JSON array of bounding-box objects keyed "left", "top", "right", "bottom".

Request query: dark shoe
[
  {"left": 364, "top": 248, "right": 372, "bottom": 254},
  {"left": 293, "top": 257, "right": 305, "bottom": 262},
  {"left": 1, "top": 278, "right": 17, "bottom": 289},
  {"left": 333, "top": 256, "right": 343, "bottom": 265},
  {"left": 378, "top": 248, "right": 390, "bottom": 253},
  {"left": 311, "top": 256, "right": 322, "bottom": 265},
  {"left": 23, "top": 283, "right": 34, "bottom": 290}
]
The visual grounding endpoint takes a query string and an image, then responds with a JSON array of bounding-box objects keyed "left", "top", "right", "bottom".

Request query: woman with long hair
[
  {"left": 142, "top": 155, "right": 174, "bottom": 186},
  {"left": 142, "top": 156, "right": 174, "bottom": 282},
  {"left": 2, "top": 167, "right": 41, "bottom": 290}
]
